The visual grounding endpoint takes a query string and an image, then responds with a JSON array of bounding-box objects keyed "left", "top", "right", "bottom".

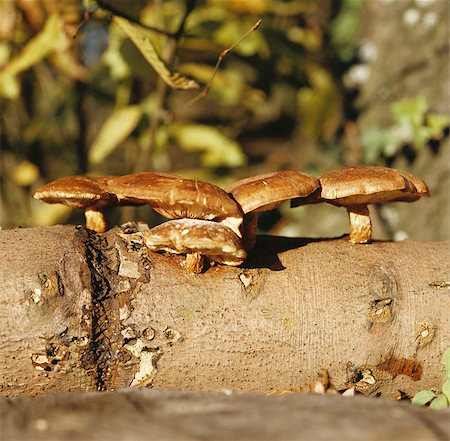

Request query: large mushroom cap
[
  {"left": 104, "top": 172, "right": 242, "bottom": 222},
  {"left": 143, "top": 219, "right": 247, "bottom": 266},
  {"left": 32, "top": 176, "right": 117, "bottom": 208},
  {"left": 226, "top": 171, "right": 320, "bottom": 214},
  {"left": 319, "top": 166, "right": 421, "bottom": 206}
]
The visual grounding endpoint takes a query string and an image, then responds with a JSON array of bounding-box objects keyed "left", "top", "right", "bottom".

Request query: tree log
[
  {"left": 1, "top": 226, "right": 449, "bottom": 398},
  {"left": 1, "top": 389, "right": 450, "bottom": 441}
]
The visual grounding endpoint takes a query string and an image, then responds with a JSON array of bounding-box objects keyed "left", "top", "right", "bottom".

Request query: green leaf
[
  {"left": 297, "top": 64, "right": 341, "bottom": 142},
  {"left": 443, "top": 347, "right": 450, "bottom": 377},
  {"left": 0, "top": 14, "right": 68, "bottom": 99},
  {"left": 429, "top": 394, "right": 449, "bottom": 410},
  {"left": 442, "top": 379, "right": 450, "bottom": 400},
  {"left": 88, "top": 105, "right": 142, "bottom": 165},
  {"left": 411, "top": 390, "right": 436, "bottom": 406},
  {"left": 169, "top": 123, "right": 247, "bottom": 168},
  {"left": 329, "top": 0, "right": 363, "bottom": 62},
  {"left": 413, "top": 126, "right": 433, "bottom": 149},
  {"left": 83, "top": 0, "right": 98, "bottom": 13},
  {"left": 391, "top": 96, "right": 427, "bottom": 127},
  {"left": 361, "top": 127, "right": 389, "bottom": 163},
  {"left": 427, "top": 113, "right": 450, "bottom": 138},
  {"left": 114, "top": 17, "right": 199, "bottom": 90}
]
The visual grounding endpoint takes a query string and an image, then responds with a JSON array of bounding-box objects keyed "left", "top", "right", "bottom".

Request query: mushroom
[
  {"left": 103, "top": 172, "right": 243, "bottom": 236},
  {"left": 319, "top": 165, "right": 430, "bottom": 244},
  {"left": 32, "top": 176, "right": 118, "bottom": 232},
  {"left": 226, "top": 171, "right": 321, "bottom": 250},
  {"left": 143, "top": 219, "right": 247, "bottom": 273}
]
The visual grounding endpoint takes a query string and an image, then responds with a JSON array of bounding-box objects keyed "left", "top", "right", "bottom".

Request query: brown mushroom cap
[
  {"left": 32, "top": 176, "right": 117, "bottom": 208},
  {"left": 104, "top": 172, "right": 242, "bottom": 223},
  {"left": 396, "top": 171, "right": 430, "bottom": 201},
  {"left": 226, "top": 171, "right": 321, "bottom": 214},
  {"left": 143, "top": 219, "right": 247, "bottom": 266},
  {"left": 319, "top": 166, "right": 422, "bottom": 206}
]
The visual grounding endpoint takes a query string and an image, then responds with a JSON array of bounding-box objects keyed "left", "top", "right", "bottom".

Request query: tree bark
[
  {"left": 1, "top": 226, "right": 449, "bottom": 399},
  {"left": 356, "top": 0, "right": 450, "bottom": 241},
  {"left": 1, "top": 389, "right": 449, "bottom": 441}
]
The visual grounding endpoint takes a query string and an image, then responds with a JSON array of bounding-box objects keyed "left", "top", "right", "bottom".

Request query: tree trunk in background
[
  {"left": 356, "top": 0, "right": 450, "bottom": 240},
  {"left": 1, "top": 226, "right": 449, "bottom": 399}
]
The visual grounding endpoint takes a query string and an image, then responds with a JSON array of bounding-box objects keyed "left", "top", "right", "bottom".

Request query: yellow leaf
[
  {"left": 0, "top": 74, "right": 19, "bottom": 99},
  {"left": 0, "top": 14, "right": 69, "bottom": 99},
  {"left": 102, "top": 21, "right": 131, "bottom": 80},
  {"left": 12, "top": 161, "right": 40, "bottom": 187},
  {"left": 169, "top": 123, "right": 247, "bottom": 168},
  {"left": 88, "top": 105, "right": 143, "bottom": 165},
  {"left": 114, "top": 17, "right": 199, "bottom": 90},
  {"left": 33, "top": 204, "right": 72, "bottom": 227}
]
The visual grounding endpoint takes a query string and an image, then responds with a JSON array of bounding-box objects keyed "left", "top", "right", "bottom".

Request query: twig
[
  {"left": 173, "top": 19, "right": 262, "bottom": 115},
  {"left": 72, "top": 11, "right": 91, "bottom": 39},
  {"left": 96, "top": 0, "right": 177, "bottom": 38}
]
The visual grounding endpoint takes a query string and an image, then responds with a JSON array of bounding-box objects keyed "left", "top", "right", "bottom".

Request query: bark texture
[
  {"left": 1, "top": 389, "right": 449, "bottom": 441},
  {"left": 0, "top": 226, "right": 449, "bottom": 399}
]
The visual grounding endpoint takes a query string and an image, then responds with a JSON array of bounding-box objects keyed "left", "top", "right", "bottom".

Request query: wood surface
[
  {"left": 1, "top": 226, "right": 449, "bottom": 398},
  {"left": 1, "top": 389, "right": 449, "bottom": 441}
]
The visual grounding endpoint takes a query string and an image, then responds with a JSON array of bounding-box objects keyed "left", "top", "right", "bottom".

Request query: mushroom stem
[
  {"left": 347, "top": 205, "right": 372, "bottom": 244},
  {"left": 185, "top": 252, "right": 205, "bottom": 274},
  {"left": 84, "top": 208, "right": 107, "bottom": 233},
  {"left": 217, "top": 216, "right": 243, "bottom": 238},
  {"left": 242, "top": 212, "right": 260, "bottom": 251}
]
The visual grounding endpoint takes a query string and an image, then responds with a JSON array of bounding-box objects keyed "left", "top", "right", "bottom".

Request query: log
[
  {"left": 1, "top": 389, "right": 449, "bottom": 441},
  {"left": 1, "top": 226, "right": 449, "bottom": 398}
]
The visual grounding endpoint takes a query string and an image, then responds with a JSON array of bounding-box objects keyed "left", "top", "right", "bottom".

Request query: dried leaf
[
  {"left": 114, "top": 17, "right": 199, "bottom": 90},
  {"left": 88, "top": 105, "right": 143, "bottom": 165}
]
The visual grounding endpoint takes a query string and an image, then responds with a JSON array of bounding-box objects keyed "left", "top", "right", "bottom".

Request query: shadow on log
[{"left": 0, "top": 226, "right": 449, "bottom": 398}]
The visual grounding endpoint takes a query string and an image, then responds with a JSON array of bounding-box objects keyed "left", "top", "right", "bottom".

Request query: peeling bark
[{"left": 0, "top": 226, "right": 449, "bottom": 399}]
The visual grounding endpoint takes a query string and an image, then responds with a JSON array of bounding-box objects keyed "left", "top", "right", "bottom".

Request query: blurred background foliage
[{"left": 1, "top": 0, "right": 449, "bottom": 240}]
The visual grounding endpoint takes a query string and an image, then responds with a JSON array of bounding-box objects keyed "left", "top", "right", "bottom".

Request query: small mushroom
[
  {"left": 226, "top": 171, "right": 320, "bottom": 250},
  {"left": 104, "top": 172, "right": 243, "bottom": 236},
  {"left": 32, "top": 176, "right": 118, "bottom": 232},
  {"left": 319, "top": 165, "right": 430, "bottom": 244},
  {"left": 143, "top": 219, "right": 247, "bottom": 273}
]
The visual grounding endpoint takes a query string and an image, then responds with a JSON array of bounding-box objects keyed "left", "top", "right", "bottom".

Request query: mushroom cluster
[{"left": 32, "top": 166, "right": 430, "bottom": 272}]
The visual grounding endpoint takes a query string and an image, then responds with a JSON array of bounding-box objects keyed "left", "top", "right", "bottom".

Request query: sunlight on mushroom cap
[
  {"left": 319, "top": 166, "right": 424, "bottom": 206},
  {"left": 105, "top": 172, "right": 242, "bottom": 219},
  {"left": 226, "top": 170, "right": 320, "bottom": 214},
  {"left": 32, "top": 175, "right": 117, "bottom": 208}
]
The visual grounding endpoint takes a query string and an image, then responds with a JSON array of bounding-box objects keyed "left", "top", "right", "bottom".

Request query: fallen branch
[{"left": 0, "top": 226, "right": 449, "bottom": 398}]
